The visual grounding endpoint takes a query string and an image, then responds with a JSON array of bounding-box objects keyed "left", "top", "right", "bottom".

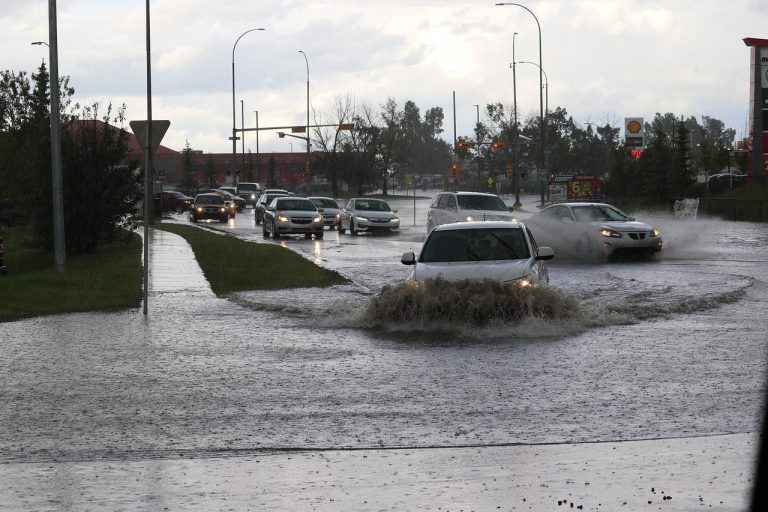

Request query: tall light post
[
  {"left": 495, "top": 2, "right": 545, "bottom": 206},
  {"left": 510, "top": 31, "right": 521, "bottom": 207},
  {"left": 298, "top": 50, "right": 310, "bottom": 177},
  {"left": 518, "top": 60, "right": 548, "bottom": 115},
  {"left": 254, "top": 110, "right": 260, "bottom": 182},
  {"left": 31, "top": 37, "right": 65, "bottom": 270},
  {"left": 232, "top": 28, "right": 265, "bottom": 186}
]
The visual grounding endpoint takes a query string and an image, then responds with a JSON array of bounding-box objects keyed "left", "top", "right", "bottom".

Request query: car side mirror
[
  {"left": 317, "top": 207, "right": 324, "bottom": 212},
  {"left": 401, "top": 252, "right": 416, "bottom": 265},
  {"left": 536, "top": 246, "right": 555, "bottom": 261},
  {"left": 392, "top": 209, "right": 399, "bottom": 213},
  {"left": 508, "top": 206, "right": 515, "bottom": 212}
]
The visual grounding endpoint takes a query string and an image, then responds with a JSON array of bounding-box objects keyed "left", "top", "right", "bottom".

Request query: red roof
[{"left": 743, "top": 37, "right": 768, "bottom": 47}]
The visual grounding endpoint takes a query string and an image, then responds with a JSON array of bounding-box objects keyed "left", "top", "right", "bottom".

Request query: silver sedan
[{"left": 337, "top": 198, "right": 400, "bottom": 235}]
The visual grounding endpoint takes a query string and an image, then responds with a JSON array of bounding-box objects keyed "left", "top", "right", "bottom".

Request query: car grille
[
  {"left": 291, "top": 217, "right": 313, "bottom": 224},
  {"left": 628, "top": 232, "right": 647, "bottom": 240},
  {"left": 370, "top": 218, "right": 390, "bottom": 223}
]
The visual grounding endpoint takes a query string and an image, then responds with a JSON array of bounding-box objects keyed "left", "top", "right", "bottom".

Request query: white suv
[{"left": 426, "top": 191, "right": 516, "bottom": 233}]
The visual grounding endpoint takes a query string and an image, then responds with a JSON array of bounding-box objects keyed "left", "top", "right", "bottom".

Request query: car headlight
[
  {"left": 313, "top": 215, "right": 323, "bottom": 223},
  {"left": 391, "top": 218, "right": 400, "bottom": 224},
  {"left": 250, "top": 194, "right": 256, "bottom": 200},
  {"left": 277, "top": 215, "right": 289, "bottom": 222},
  {"left": 220, "top": 207, "right": 226, "bottom": 213},
  {"left": 651, "top": 228, "right": 660, "bottom": 237},
  {"left": 507, "top": 276, "right": 534, "bottom": 288},
  {"left": 465, "top": 216, "right": 474, "bottom": 222},
  {"left": 355, "top": 216, "right": 369, "bottom": 222},
  {"left": 196, "top": 207, "right": 203, "bottom": 212},
  {"left": 600, "top": 228, "right": 622, "bottom": 238}
]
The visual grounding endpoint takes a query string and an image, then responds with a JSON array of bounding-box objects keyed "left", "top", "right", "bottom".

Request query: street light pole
[
  {"left": 496, "top": 2, "right": 545, "bottom": 206},
  {"left": 240, "top": 99, "right": 245, "bottom": 178},
  {"left": 518, "top": 61, "right": 548, "bottom": 116},
  {"left": 298, "top": 50, "right": 310, "bottom": 177},
  {"left": 254, "top": 110, "right": 260, "bottom": 182},
  {"left": 511, "top": 31, "right": 521, "bottom": 207},
  {"left": 232, "top": 28, "right": 265, "bottom": 186},
  {"left": 32, "top": 31, "right": 65, "bottom": 271}
]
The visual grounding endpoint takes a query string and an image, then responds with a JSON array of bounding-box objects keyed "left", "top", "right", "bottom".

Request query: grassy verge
[
  {"left": 151, "top": 223, "right": 348, "bottom": 294},
  {"left": 0, "top": 226, "right": 142, "bottom": 322}
]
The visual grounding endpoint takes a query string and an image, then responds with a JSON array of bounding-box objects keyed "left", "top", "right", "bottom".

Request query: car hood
[
  {"left": 459, "top": 209, "right": 516, "bottom": 222},
  {"left": 592, "top": 220, "right": 654, "bottom": 232},
  {"left": 354, "top": 211, "right": 398, "bottom": 220},
  {"left": 277, "top": 209, "right": 321, "bottom": 217},
  {"left": 412, "top": 259, "right": 532, "bottom": 284}
]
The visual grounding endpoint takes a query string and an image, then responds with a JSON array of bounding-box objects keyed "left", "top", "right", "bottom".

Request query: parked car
[
  {"left": 426, "top": 191, "right": 515, "bottom": 233},
  {"left": 157, "top": 190, "right": 193, "bottom": 214},
  {"left": 189, "top": 193, "right": 229, "bottom": 223},
  {"left": 337, "top": 198, "right": 400, "bottom": 235},
  {"left": 525, "top": 202, "right": 662, "bottom": 261},
  {"left": 308, "top": 196, "right": 341, "bottom": 228},
  {"left": 262, "top": 196, "right": 324, "bottom": 239},
  {"left": 401, "top": 221, "right": 553, "bottom": 287},
  {"left": 706, "top": 173, "right": 747, "bottom": 192},
  {"left": 236, "top": 182, "right": 262, "bottom": 207}
]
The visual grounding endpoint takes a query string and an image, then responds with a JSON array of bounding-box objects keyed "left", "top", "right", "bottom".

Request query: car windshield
[
  {"left": 196, "top": 195, "right": 223, "bottom": 205},
  {"left": 355, "top": 200, "right": 390, "bottom": 212},
  {"left": 572, "top": 205, "right": 629, "bottom": 222},
  {"left": 276, "top": 199, "right": 316, "bottom": 211},
  {"left": 311, "top": 198, "right": 338, "bottom": 209},
  {"left": 420, "top": 228, "right": 529, "bottom": 263},
  {"left": 456, "top": 194, "right": 508, "bottom": 211},
  {"left": 238, "top": 184, "right": 259, "bottom": 191}
]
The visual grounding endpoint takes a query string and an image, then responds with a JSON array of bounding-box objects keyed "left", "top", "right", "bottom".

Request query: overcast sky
[{"left": 2, "top": 0, "right": 767, "bottom": 155}]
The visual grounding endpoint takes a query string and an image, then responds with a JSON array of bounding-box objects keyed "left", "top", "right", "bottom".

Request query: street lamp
[
  {"left": 495, "top": 2, "right": 546, "bottom": 206},
  {"left": 232, "top": 28, "right": 265, "bottom": 186},
  {"left": 298, "top": 50, "right": 310, "bottom": 176},
  {"left": 510, "top": 31, "right": 520, "bottom": 207},
  {"left": 517, "top": 61, "right": 548, "bottom": 115}
]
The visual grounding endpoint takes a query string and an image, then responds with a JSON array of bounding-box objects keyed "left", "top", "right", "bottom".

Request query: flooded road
[{"left": 1, "top": 193, "right": 766, "bottom": 509}]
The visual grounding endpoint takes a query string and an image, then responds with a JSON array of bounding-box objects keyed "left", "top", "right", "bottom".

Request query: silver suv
[{"left": 426, "top": 191, "right": 515, "bottom": 233}]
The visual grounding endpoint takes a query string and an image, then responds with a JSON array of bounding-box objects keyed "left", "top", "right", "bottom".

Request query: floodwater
[{"left": 0, "top": 193, "right": 766, "bottom": 510}]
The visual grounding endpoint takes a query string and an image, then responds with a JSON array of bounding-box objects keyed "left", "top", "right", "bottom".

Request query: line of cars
[{"left": 401, "top": 191, "right": 663, "bottom": 287}]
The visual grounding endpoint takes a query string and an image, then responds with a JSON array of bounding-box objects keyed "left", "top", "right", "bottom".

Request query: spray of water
[{"left": 362, "top": 277, "right": 581, "bottom": 330}]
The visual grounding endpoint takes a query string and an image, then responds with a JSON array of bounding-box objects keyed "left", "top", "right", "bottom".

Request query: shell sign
[{"left": 624, "top": 117, "right": 644, "bottom": 148}]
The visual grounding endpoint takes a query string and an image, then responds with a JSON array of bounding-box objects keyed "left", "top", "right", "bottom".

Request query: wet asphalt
[{"left": 0, "top": 192, "right": 766, "bottom": 511}]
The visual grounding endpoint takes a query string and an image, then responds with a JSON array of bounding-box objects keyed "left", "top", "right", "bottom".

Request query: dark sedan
[
  {"left": 254, "top": 192, "right": 290, "bottom": 224},
  {"left": 157, "top": 191, "right": 194, "bottom": 214},
  {"left": 189, "top": 193, "right": 229, "bottom": 223}
]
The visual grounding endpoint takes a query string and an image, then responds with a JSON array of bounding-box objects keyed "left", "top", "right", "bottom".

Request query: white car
[
  {"left": 401, "top": 221, "right": 554, "bottom": 287},
  {"left": 426, "top": 191, "right": 516, "bottom": 233},
  {"left": 337, "top": 198, "right": 400, "bottom": 235},
  {"left": 525, "top": 202, "right": 662, "bottom": 260}
]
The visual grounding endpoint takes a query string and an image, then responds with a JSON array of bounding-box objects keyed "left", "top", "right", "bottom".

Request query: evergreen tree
[{"left": 179, "top": 140, "right": 197, "bottom": 192}]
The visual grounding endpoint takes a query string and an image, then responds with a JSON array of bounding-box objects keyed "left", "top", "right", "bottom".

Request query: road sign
[
  {"left": 291, "top": 126, "right": 306, "bottom": 133},
  {"left": 130, "top": 120, "right": 170, "bottom": 152}
]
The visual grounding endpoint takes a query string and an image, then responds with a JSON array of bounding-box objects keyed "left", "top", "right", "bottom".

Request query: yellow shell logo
[{"left": 626, "top": 120, "right": 642, "bottom": 134}]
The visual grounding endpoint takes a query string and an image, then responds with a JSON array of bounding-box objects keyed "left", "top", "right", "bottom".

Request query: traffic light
[
  {"left": 491, "top": 141, "right": 504, "bottom": 150},
  {"left": 451, "top": 163, "right": 459, "bottom": 180},
  {"left": 630, "top": 149, "right": 643, "bottom": 159},
  {"left": 456, "top": 140, "right": 474, "bottom": 150}
]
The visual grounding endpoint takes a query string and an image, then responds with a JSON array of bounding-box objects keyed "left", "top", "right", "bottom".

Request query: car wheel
[
  {"left": 255, "top": 212, "right": 261, "bottom": 225},
  {"left": 350, "top": 220, "right": 357, "bottom": 236},
  {"left": 272, "top": 223, "right": 280, "bottom": 238},
  {"left": 316, "top": 232, "right": 324, "bottom": 240},
  {"left": 175, "top": 205, "right": 184, "bottom": 214},
  {"left": 337, "top": 221, "right": 345, "bottom": 234},
  {"left": 191, "top": 217, "right": 198, "bottom": 223},
  {"left": 305, "top": 233, "right": 312, "bottom": 240}
]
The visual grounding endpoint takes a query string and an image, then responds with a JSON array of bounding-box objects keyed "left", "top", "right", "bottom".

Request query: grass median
[
  {"left": 0, "top": 226, "right": 143, "bottom": 322},
  {"left": 151, "top": 222, "right": 348, "bottom": 295}
]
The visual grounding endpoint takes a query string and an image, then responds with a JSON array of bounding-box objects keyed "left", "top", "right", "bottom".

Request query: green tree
[{"left": 179, "top": 140, "right": 197, "bottom": 192}]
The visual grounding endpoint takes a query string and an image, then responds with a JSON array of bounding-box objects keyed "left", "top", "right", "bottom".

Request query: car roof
[
  {"left": 432, "top": 220, "right": 523, "bottom": 231},
  {"left": 435, "top": 191, "right": 500, "bottom": 197},
  {"left": 545, "top": 202, "right": 611, "bottom": 208},
  {"left": 308, "top": 196, "right": 336, "bottom": 201},
  {"left": 275, "top": 196, "right": 312, "bottom": 203}
]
